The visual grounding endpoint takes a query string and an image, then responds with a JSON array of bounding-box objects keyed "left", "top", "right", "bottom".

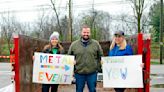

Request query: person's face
[
  {"left": 50, "top": 37, "right": 58, "bottom": 46},
  {"left": 114, "top": 34, "right": 124, "bottom": 45},
  {"left": 81, "top": 28, "right": 91, "bottom": 40}
]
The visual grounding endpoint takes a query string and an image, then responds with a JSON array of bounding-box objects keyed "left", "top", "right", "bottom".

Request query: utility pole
[
  {"left": 92, "top": 0, "right": 95, "bottom": 17},
  {"left": 160, "top": 0, "right": 163, "bottom": 64},
  {"left": 68, "top": 0, "right": 73, "bottom": 41},
  {"left": 91, "top": 0, "right": 96, "bottom": 39}
]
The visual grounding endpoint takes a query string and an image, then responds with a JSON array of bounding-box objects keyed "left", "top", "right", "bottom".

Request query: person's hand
[
  {"left": 140, "top": 63, "right": 144, "bottom": 68},
  {"left": 32, "top": 56, "right": 35, "bottom": 60},
  {"left": 101, "top": 61, "right": 103, "bottom": 65},
  {"left": 58, "top": 43, "right": 62, "bottom": 48},
  {"left": 71, "top": 73, "right": 76, "bottom": 84},
  {"left": 73, "top": 60, "right": 76, "bottom": 65}
]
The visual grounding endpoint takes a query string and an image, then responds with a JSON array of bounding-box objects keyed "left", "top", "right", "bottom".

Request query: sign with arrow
[{"left": 33, "top": 52, "right": 74, "bottom": 84}]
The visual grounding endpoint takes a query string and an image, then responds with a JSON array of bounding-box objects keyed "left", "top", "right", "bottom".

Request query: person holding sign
[
  {"left": 108, "top": 31, "right": 133, "bottom": 92},
  {"left": 68, "top": 25, "right": 103, "bottom": 92},
  {"left": 42, "top": 31, "right": 64, "bottom": 92}
]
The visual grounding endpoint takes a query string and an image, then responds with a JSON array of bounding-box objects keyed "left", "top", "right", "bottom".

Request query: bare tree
[
  {"left": 1, "top": 15, "right": 15, "bottom": 53},
  {"left": 32, "top": 8, "right": 68, "bottom": 41},
  {"left": 50, "top": 0, "right": 62, "bottom": 35},
  {"left": 33, "top": 13, "right": 56, "bottom": 40},
  {"left": 33, "top": 8, "right": 48, "bottom": 39},
  {"left": 0, "top": 33, "right": 4, "bottom": 55},
  {"left": 68, "top": 0, "right": 73, "bottom": 41},
  {"left": 129, "top": 0, "right": 146, "bottom": 33},
  {"left": 77, "top": 10, "right": 112, "bottom": 41},
  {"left": 0, "top": 13, "right": 26, "bottom": 54},
  {"left": 61, "top": 16, "right": 69, "bottom": 41},
  {"left": 111, "top": 14, "right": 138, "bottom": 35}
]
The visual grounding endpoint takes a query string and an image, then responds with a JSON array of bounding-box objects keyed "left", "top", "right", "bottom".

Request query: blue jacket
[{"left": 108, "top": 44, "right": 133, "bottom": 56}]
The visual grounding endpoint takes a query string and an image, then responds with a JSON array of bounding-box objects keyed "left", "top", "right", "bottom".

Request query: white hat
[{"left": 49, "top": 31, "right": 59, "bottom": 41}]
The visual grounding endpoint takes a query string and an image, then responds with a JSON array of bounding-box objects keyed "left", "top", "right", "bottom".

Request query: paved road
[
  {"left": 150, "top": 65, "right": 164, "bottom": 92},
  {"left": 151, "top": 59, "right": 164, "bottom": 63},
  {"left": 151, "top": 88, "right": 164, "bottom": 92},
  {"left": 0, "top": 63, "right": 14, "bottom": 89}
]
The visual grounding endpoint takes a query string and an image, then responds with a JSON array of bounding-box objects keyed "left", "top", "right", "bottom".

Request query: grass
[
  {"left": 151, "top": 84, "right": 164, "bottom": 88},
  {"left": 0, "top": 44, "right": 13, "bottom": 62},
  {"left": 0, "top": 58, "right": 9, "bottom": 62},
  {"left": 0, "top": 44, "right": 13, "bottom": 55},
  {"left": 151, "top": 59, "right": 164, "bottom": 65},
  {"left": 151, "top": 42, "right": 164, "bottom": 64},
  {"left": 151, "top": 61, "right": 160, "bottom": 65},
  {"left": 151, "top": 45, "right": 160, "bottom": 59}
]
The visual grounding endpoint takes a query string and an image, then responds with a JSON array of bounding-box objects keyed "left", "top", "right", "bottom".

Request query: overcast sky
[{"left": 0, "top": 0, "right": 154, "bottom": 22}]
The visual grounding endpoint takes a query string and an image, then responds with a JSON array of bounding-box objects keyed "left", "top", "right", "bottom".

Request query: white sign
[
  {"left": 33, "top": 52, "right": 74, "bottom": 84},
  {"left": 102, "top": 55, "right": 143, "bottom": 88}
]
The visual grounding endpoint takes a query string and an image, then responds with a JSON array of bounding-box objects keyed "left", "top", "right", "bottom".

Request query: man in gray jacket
[{"left": 68, "top": 25, "right": 103, "bottom": 92}]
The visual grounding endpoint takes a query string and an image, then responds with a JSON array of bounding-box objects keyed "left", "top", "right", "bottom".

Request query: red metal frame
[
  {"left": 144, "top": 39, "right": 151, "bottom": 92},
  {"left": 14, "top": 36, "right": 20, "bottom": 92},
  {"left": 138, "top": 33, "right": 143, "bottom": 54},
  {"left": 137, "top": 33, "right": 151, "bottom": 92},
  {"left": 138, "top": 33, "right": 143, "bottom": 92}
]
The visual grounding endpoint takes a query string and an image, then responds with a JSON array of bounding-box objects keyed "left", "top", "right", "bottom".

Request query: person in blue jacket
[
  {"left": 108, "top": 31, "right": 133, "bottom": 56},
  {"left": 108, "top": 31, "right": 133, "bottom": 92}
]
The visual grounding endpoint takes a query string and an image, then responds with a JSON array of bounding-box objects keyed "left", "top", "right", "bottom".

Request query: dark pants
[
  {"left": 75, "top": 72, "right": 97, "bottom": 92},
  {"left": 114, "top": 88, "right": 125, "bottom": 92},
  {"left": 42, "top": 84, "right": 59, "bottom": 92}
]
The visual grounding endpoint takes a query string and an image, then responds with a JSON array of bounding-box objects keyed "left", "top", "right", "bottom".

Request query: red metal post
[
  {"left": 145, "top": 39, "right": 151, "bottom": 92},
  {"left": 138, "top": 33, "right": 143, "bottom": 54},
  {"left": 137, "top": 33, "right": 143, "bottom": 92},
  {"left": 14, "top": 35, "right": 20, "bottom": 92}
]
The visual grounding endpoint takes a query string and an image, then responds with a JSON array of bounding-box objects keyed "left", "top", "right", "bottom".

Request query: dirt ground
[{"left": 57, "top": 82, "right": 137, "bottom": 92}]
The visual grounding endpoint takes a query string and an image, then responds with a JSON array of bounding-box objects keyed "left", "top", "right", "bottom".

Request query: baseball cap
[{"left": 114, "top": 31, "right": 124, "bottom": 36}]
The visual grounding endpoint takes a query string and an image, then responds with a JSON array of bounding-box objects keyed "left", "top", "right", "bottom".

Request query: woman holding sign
[
  {"left": 108, "top": 31, "right": 133, "bottom": 92},
  {"left": 42, "top": 31, "right": 64, "bottom": 92}
]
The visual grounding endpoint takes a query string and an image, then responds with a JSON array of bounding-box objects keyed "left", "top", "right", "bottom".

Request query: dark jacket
[
  {"left": 42, "top": 44, "right": 64, "bottom": 54},
  {"left": 68, "top": 38, "right": 103, "bottom": 74}
]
